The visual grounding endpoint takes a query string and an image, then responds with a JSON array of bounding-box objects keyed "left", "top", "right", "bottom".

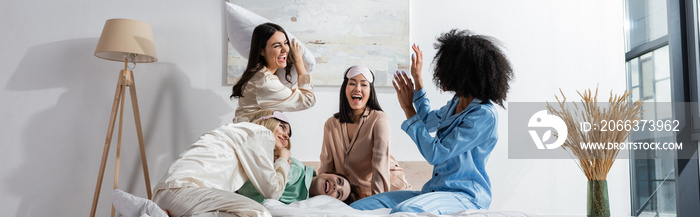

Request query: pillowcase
[{"left": 225, "top": 2, "right": 316, "bottom": 87}]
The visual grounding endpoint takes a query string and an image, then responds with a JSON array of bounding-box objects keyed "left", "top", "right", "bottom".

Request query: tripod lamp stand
[{"left": 89, "top": 18, "right": 158, "bottom": 217}]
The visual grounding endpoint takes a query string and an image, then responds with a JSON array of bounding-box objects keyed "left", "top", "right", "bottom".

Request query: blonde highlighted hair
[{"left": 249, "top": 110, "right": 292, "bottom": 150}]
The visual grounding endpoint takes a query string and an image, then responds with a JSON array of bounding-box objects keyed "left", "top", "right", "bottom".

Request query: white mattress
[
  {"left": 264, "top": 195, "right": 539, "bottom": 217},
  {"left": 112, "top": 189, "right": 538, "bottom": 217}
]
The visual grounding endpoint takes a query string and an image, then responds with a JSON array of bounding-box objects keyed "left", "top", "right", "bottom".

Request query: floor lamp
[{"left": 90, "top": 18, "right": 158, "bottom": 217}]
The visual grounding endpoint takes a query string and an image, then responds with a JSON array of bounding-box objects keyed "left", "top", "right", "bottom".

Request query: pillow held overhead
[{"left": 225, "top": 2, "right": 316, "bottom": 87}]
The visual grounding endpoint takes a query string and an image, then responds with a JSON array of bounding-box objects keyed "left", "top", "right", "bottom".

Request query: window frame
[
  {"left": 669, "top": 0, "right": 700, "bottom": 215},
  {"left": 626, "top": 0, "right": 700, "bottom": 216}
]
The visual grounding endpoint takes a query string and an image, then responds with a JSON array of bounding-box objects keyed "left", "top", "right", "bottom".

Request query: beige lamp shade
[{"left": 95, "top": 18, "right": 157, "bottom": 63}]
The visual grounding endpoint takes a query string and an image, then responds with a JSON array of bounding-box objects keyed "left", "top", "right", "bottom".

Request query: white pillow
[{"left": 225, "top": 2, "right": 316, "bottom": 87}]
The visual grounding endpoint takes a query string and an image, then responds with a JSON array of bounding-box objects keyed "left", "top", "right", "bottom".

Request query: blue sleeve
[
  {"left": 401, "top": 107, "right": 496, "bottom": 165},
  {"left": 412, "top": 88, "right": 442, "bottom": 133}
]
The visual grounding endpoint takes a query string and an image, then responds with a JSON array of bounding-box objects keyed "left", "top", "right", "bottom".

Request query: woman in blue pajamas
[{"left": 350, "top": 30, "right": 513, "bottom": 214}]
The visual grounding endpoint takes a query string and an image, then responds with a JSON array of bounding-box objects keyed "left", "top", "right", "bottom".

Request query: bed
[
  {"left": 263, "top": 195, "right": 538, "bottom": 217},
  {"left": 113, "top": 192, "right": 538, "bottom": 217},
  {"left": 113, "top": 160, "right": 538, "bottom": 217}
]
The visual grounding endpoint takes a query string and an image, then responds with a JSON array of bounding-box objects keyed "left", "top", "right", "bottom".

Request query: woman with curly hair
[{"left": 350, "top": 30, "right": 513, "bottom": 214}]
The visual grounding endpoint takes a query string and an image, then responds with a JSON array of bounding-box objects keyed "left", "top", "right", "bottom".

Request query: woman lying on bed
[
  {"left": 351, "top": 31, "right": 513, "bottom": 214},
  {"left": 149, "top": 110, "right": 294, "bottom": 217},
  {"left": 114, "top": 169, "right": 359, "bottom": 217},
  {"left": 237, "top": 168, "right": 359, "bottom": 205}
]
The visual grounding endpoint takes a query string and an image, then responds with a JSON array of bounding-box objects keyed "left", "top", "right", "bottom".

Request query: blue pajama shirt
[{"left": 350, "top": 88, "right": 498, "bottom": 214}]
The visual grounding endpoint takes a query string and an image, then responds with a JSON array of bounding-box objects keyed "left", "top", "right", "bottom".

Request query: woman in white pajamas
[
  {"left": 230, "top": 22, "right": 315, "bottom": 123},
  {"left": 151, "top": 110, "right": 293, "bottom": 217}
]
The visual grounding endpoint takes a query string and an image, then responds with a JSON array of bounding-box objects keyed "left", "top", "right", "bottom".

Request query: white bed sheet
[
  {"left": 263, "top": 195, "right": 539, "bottom": 217},
  {"left": 112, "top": 189, "right": 538, "bottom": 217}
]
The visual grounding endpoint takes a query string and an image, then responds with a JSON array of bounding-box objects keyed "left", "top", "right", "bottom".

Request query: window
[
  {"left": 697, "top": 0, "right": 700, "bottom": 185},
  {"left": 625, "top": 1, "right": 675, "bottom": 216},
  {"left": 626, "top": 0, "right": 700, "bottom": 216},
  {"left": 626, "top": 0, "right": 668, "bottom": 52}
]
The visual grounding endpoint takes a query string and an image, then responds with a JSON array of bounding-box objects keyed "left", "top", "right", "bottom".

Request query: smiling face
[
  {"left": 345, "top": 74, "right": 371, "bottom": 112},
  {"left": 309, "top": 173, "right": 351, "bottom": 201},
  {"left": 273, "top": 122, "right": 290, "bottom": 151},
  {"left": 261, "top": 31, "right": 289, "bottom": 72}
]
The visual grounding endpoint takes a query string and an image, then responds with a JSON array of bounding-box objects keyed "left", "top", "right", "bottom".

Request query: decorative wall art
[{"left": 226, "top": 0, "right": 409, "bottom": 87}]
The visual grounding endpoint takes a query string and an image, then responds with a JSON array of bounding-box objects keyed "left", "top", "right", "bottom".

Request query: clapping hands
[{"left": 392, "top": 44, "right": 423, "bottom": 119}]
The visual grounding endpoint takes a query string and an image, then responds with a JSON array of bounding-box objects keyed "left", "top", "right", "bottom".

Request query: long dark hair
[
  {"left": 432, "top": 29, "right": 513, "bottom": 108},
  {"left": 337, "top": 174, "right": 362, "bottom": 205},
  {"left": 311, "top": 172, "right": 361, "bottom": 205},
  {"left": 333, "top": 66, "right": 382, "bottom": 123},
  {"left": 230, "top": 23, "right": 296, "bottom": 99}
]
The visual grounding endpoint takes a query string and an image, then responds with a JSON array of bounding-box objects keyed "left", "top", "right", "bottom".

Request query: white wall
[{"left": 0, "top": 0, "right": 628, "bottom": 216}]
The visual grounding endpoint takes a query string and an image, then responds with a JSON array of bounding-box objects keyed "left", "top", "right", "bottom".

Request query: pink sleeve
[
  {"left": 319, "top": 118, "right": 336, "bottom": 174},
  {"left": 370, "top": 114, "right": 392, "bottom": 194}
]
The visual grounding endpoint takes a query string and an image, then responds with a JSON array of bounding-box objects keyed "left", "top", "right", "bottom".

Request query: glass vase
[{"left": 587, "top": 180, "right": 610, "bottom": 217}]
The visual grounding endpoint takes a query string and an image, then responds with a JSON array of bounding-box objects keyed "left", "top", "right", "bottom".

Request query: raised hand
[
  {"left": 410, "top": 44, "right": 424, "bottom": 91},
  {"left": 392, "top": 71, "right": 417, "bottom": 119},
  {"left": 291, "top": 38, "right": 307, "bottom": 75}
]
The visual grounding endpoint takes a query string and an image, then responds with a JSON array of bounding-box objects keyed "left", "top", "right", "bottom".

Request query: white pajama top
[
  {"left": 233, "top": 67, "right": 315, "bottom": 123},
  {"left": 153, "top": 122, "right": 290, "bottom": 200}
]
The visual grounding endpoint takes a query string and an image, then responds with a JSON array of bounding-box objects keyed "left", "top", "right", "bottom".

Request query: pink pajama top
[{"left": 319, "top": 109, "right": 411, "bottom": 199}]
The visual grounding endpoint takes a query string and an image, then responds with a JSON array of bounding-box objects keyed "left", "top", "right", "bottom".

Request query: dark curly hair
[{"left": 433, "top": 29, "right": 513, "bottom": 108}]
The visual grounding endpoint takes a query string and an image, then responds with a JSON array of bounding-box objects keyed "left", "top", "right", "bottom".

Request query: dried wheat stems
[{"left": 547, "top": 87, "right": 643, "bottom": 181}]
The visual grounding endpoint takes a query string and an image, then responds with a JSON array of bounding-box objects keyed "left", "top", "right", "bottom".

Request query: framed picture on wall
[{"left": 225, "top": 0, "right": 409, "bottom": 87}]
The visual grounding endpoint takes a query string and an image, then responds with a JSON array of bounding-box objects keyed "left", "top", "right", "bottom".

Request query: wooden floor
[{"left": 301, "top": 161, "right": 432, "bottom": 190}]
